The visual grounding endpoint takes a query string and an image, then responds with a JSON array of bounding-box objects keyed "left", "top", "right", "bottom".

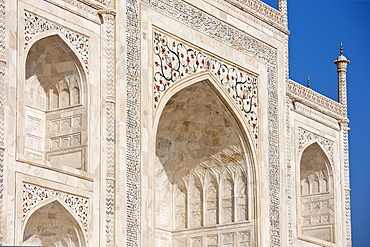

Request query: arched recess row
[
  {"left": 299, "top": 142, "right": 336, "bottom": 243},
  {"left": 22, "top": 198, "right": 86, "bottom": 247},
  {"left": 153, "top": 72, "right": 258, "bottom": 246},
  {"left": 20, "top": 33, "right": 88, "bottom": 170}
]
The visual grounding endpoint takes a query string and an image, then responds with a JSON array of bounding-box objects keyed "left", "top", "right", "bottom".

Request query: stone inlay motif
[
  {"left": 298, "top": 128, "right": 334, "bottom": 162},
  {"left": 154, "top": 31, "right": 258, "bottom": 139},
  {"left": 24, "top": 12, "right": 89, "bottom": 70},
  {"left": 22, "top": 183, "right": 88, "bottom": 232},
  {"left": 287, "top": 80, "right": 344, "bottom": 117}
]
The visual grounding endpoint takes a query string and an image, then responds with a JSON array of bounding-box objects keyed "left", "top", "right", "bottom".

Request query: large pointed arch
[
  {"left": 24, "top": 33, "right": 87, "bottom": 104},
  {"left": 153, "top": 71, "right": 259, "bottom": 246},
  {"left": 154, "top": 71, "right": 257, "bottom": 152},
  {"left": 22, "top": 197, "right": 86, "bottom": 247}
]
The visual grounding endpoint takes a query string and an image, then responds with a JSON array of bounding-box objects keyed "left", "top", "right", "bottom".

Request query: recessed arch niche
[
  {"left": 155, "top": 80, "right": 255, "bottom": 246},
  {"left": 299, "top": 142, "right": 335, "bottom": 243},
  {"left": 22, "top": 200, "right": 86, "bottom": 247},
  {"left": 22, "top": 34, "right": 87, "bottom": 170}
]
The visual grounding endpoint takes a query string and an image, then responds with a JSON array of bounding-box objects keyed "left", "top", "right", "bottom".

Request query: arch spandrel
[
  {"left": 297, "top": 127, "right": 334, "bottom": 163},
  {"left": 153, "top": 30, "right": 259, "bottom": 142},
  {"left": 24, "top": 12, "right": 89, "bottom": 72}
]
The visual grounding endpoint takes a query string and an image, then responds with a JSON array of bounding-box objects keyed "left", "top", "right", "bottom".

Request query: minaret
[
  {"left": 334, "top": 43, "right": 352, "bottom": 246},
  {"left": 278, "top": 0, "right": 288, "bottom": 28},
  {"left": 334, "top": 43, "right": 350, "bottom": 117}
]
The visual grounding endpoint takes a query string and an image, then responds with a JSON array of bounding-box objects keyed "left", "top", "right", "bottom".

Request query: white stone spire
[{"left": 334, "top": 42, "right": 350, "bottom": 117}]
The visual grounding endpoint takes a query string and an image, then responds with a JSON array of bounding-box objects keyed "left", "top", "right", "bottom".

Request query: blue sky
[{"left": 263, "top": 0, "right": 370, "bottom": 245}]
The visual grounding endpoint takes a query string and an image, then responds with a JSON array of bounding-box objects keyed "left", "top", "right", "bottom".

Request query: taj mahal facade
[{"left": 0, "top": 0, "right": 352, "bottom": 246}]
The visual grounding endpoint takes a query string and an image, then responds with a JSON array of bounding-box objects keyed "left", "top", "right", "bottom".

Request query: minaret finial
[
  {"left": 307, "top": 76, "right": 311, "bottom": 88},
  {"left": 340, "top": 42, "right": 343, "bottom": 55}
]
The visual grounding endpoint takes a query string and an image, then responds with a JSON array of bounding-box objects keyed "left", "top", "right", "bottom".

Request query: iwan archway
[{"left": 154, "top": 73, "right": 258, "bottom": 246}]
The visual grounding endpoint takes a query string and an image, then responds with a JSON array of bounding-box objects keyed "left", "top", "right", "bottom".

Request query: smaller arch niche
[
  {"left": 25, "top": 35, "right": 83, "bottom": 110},
  {"left": 23, "top": 200, "right": 86, "bottom": 247},
  {"left": 299, "top": 143, "right": 335, "bottom": 243},
  {"left": 155, "top": 82, "right": 254, "bottom": 246},
  {"left": 23, "top": 35, "right": 87, "bottom": 170}
]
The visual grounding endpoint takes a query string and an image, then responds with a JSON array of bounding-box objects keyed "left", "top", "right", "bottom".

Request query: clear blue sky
[{"left": 262, "top": 0, "right": 370, "bottom": 246}]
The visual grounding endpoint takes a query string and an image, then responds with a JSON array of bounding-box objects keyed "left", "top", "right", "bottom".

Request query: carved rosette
[
  {"left": 298, "top": 127, "right": 334, "bottom": 162},
  {"left": 24, "top": 12, "right": 89, "bottom": 71},
  {"left": 22, "top": 183, "right": 89, "bottom": 232},
  {"left": 153, "top": 31, "right": 258, "bottom": 140}
]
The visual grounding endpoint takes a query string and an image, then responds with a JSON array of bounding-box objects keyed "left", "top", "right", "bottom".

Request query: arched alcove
[
  {"left": 23, "top": 200, "right": 86, "bottom": 247},
  {"left": 155, "top": 81, "right": 255, "bottom": 246},
  {"left": 299, "top": 142, "right": 335, "bottom": 243},
  {"left": 23, "top": 34, "right": 87, "bottom": 170}
]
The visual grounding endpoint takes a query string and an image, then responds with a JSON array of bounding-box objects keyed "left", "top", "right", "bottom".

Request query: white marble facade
[{"left": 0, "top": 0, "right": 352, "bottom": 246}]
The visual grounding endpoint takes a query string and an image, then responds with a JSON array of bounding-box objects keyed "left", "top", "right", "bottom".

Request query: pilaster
[{"left": 99, "top": 2, "right": 117, "bottom": 246}]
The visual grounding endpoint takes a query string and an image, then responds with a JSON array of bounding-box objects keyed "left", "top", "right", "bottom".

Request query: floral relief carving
[
  {"left": 24, "top": 12, "right": 89, "bottom": 70},
  {"left": 154, "top": 31, "right": 258, "bottom": 139},
  {"left": 22, "top": 183, "right": 88, "bottom": 232}
]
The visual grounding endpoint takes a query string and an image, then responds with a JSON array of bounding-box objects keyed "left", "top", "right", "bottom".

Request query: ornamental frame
[{"left": 126, "top": 0, "right": 281, "bottom": 246}]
